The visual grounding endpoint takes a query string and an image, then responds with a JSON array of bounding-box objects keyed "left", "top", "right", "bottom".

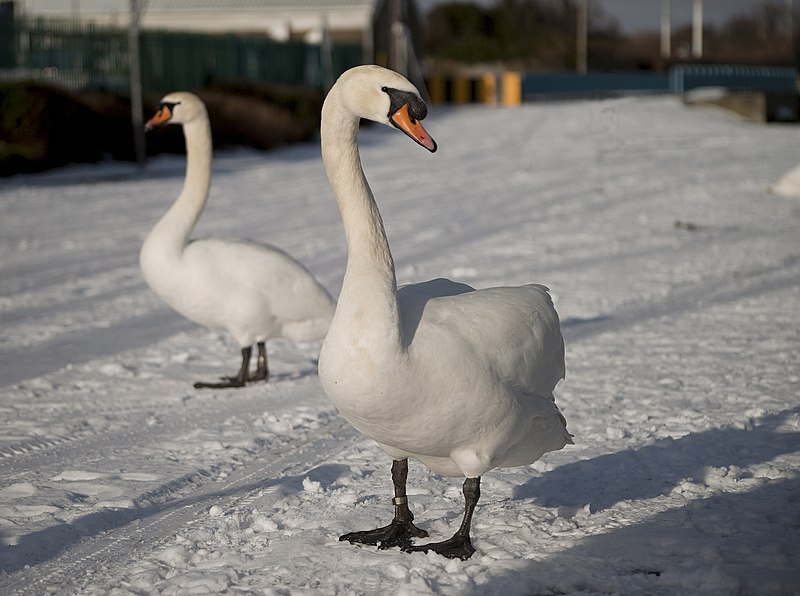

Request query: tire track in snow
[
  {"left": 0, "top": 432, "right": 94, "bottom": 461},
  {"left": 1, "top": 414, "right": 358, "bottom": 595},
  {"left": 0, "top": 379, "right": 333, "bottom": 566},
  {"left": 0, "top": 381, "right": 296, "bottom": 477}
]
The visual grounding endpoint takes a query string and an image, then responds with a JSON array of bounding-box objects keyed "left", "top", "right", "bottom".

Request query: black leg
[
  {"left": 249, "top": 341, "right": 269, "bottom": 382},
  {"left": 340, "top": 459, "right": 429, "bottom": 549},
  {"left": 194, "top": 346, "right": 251, "bottom": 389},
  {"left": 404, "top": 476, "right": 480, "bottom": 560}
]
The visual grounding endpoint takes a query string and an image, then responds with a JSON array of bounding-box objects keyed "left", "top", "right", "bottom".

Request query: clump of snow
[{"left": 302, "top": 477, "right": 324, "bottom": 493}]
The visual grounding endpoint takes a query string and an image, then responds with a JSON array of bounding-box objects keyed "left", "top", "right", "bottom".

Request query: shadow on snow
[
  {"left": 471, "top": 474, "right": 800, "bottom": 595},
  {"left": 515, "top": 407, "right": 800, "bottom": 513}
]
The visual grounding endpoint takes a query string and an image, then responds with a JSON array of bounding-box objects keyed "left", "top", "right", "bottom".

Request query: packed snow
[{"left": 1, "top": 95, "right": 798, "bottom": 595}]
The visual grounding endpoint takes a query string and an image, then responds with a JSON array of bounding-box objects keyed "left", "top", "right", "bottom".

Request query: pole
[
  {"left": 362, "top": 5, "right": 374, "bottom": 65},
  {"left": 388, "top": 0, "right": 407, "bottom": 76},
  {"left": 692, "top": 0, "right": 703, "bottom": 59},
  {"left": 660, "top": 0, "right": 671, "bottom": 59},
  {"left": 129, "top": 0, "right": 145, "bottom": 167},
  {"left": 576, "top": 0, "right": 587, "bottom": 74},
  {"left": 321, "top": 15, "right": 333, "bottom": 91}
]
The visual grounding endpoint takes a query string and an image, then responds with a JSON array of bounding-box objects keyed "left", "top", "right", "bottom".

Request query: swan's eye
[
  {"left": 384, "top": 87, "right": 427, "bottom": 122},
  {"left": 381, "top": 86, "right": 389, "bottom": 93}
]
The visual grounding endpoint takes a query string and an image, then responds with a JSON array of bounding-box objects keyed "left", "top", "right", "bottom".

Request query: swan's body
[
  {"left": 142, "top": 92, "right": 335, "bottom": 388},
  {"left": 318, "top": 65, "right": 572, "bottom": 559}
]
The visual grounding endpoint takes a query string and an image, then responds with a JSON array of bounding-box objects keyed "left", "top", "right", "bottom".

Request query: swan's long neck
[
  {"left": 144, "top": 117, "right": 212, "bottom": 260},
  {"left": 321, "top": 88, "right": 403, "bottom": 347}
]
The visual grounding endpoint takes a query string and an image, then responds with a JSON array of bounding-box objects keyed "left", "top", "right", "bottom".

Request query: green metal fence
[{"left": 0, "top": 15, "right": 363, "bottom": 93}]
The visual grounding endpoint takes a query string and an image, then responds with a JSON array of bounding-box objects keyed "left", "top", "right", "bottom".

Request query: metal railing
[
  {"left": 669, "top": 64, "right": 798, "bottom": 94},
  {"left": 0, "top": 15, "right": 363, "bottom": 93}
]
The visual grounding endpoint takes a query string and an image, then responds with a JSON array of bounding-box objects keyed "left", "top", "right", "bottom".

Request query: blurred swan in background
[{"left": 141, "top": 92, "right": 335, "bottom": 389}]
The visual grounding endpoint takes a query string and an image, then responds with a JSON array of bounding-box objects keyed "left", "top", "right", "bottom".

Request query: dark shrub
[
  {"left": 0, "top": 82, "right": 102, "bottom": 175},
  {"left": 1, "top": 80, "right": 325, "bottom": 177}
]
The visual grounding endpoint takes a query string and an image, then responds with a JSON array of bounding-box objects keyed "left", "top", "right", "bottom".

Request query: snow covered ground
[{"left": 0, "top": 95, "right": 798, "bottom": 595}]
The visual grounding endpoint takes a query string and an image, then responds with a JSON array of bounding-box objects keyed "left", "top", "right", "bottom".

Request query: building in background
[{"left": 12, "top": 0, "right": 374, "bottom": 42}]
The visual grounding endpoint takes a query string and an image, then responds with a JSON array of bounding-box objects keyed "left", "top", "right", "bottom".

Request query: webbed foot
[
  {"left": 403, "top": 476, "right": 481, "bottom": 560},
  {"left": 340, "top": 518, "right": 428, "bottom": 550},
  {"left": 193, "top": 376, "right": 246, "bottom": 389},
  {"left": 248, "top": 369, "right": 268, "bottom": 383},
  {"left": 403, "top": 534, "right": 475, "bottom": 560},
  {"left": 194, "top": 346, "right": 256, "bottom": 389}
]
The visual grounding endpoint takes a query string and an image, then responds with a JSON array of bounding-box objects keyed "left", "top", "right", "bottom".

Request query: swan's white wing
[
  {"left": 181, "top": 238, "right": 334, "bottom": 340},
  {"left": 399, "top": 282, "right": 565, "bottom": 399}
]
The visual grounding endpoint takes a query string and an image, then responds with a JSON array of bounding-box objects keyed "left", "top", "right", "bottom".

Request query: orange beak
[
  {"left": 390, "top": 104, "right": 437, "bottom": 153},
  {"left": 144, "top": 104, "right": 173, "bottom": 131}
]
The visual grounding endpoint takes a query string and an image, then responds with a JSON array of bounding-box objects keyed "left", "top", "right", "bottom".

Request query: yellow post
[
  {"left": 428, "top": 76, "right": 446, "bottom": 105},
  {"left": 501, "top": 71, "right": 522, "bottom": 106},
  {"left": 479, "top": 72, "right": 497, "bottom": 105},
  {"left": 452, "top": 77, "right": 471, "bottom": 104}
]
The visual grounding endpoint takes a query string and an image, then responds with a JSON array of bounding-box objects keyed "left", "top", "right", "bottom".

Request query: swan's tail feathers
[
  {"left": 553, "top": 399, "right": 574, "bottom": 445},
  {"left": 527, "top": 391, "right": 574, "bottom": 447},
  {"left": 546, "top": 393, "right": 574, "bottom": 445},
  {"left": 560, "top": 412, "right": 575, "bottom": 445}
]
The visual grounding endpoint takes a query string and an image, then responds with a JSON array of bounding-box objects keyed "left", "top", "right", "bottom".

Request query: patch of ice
[
  {"left": 0, "top": 482, "right": 37, "bottom": 499},
  {"left": 50, "top": 470, "right": 108, "bottom": 482},
  {"left": 120, "top": 473, "right": 161, "bottom": 482}
]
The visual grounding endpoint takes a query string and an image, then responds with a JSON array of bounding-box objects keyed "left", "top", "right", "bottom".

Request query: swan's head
[
  {"left": 331, "top": 65, "right": 437, "bottom": 152},
  {"left": 145, "top": 92, "right": 207, "bottom": 131}
]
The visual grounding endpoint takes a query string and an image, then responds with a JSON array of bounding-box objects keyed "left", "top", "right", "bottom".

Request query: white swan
[
  {"left": 141, "top": 92, "right": 335, "bottom": 389},
  {"left": 318, "top": 65, "right": 572, "bottom": 560}
]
